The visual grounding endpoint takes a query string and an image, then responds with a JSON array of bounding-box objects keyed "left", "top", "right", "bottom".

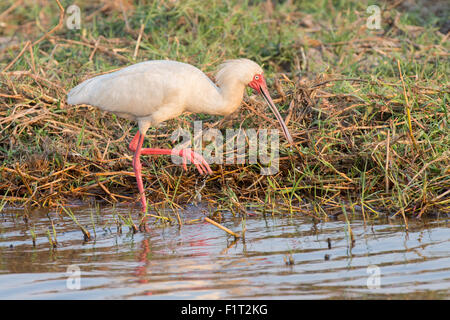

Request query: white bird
[{"left": 67, "top": 59, "right": 293, "bottom": 212}]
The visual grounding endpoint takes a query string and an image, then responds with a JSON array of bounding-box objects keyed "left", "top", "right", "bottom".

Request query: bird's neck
[
  {"left": 186, "top": 78, "right": 245, "bottom": 116},
  {"left": 216, "top": 80, "right": 246, "bottom": 116}
]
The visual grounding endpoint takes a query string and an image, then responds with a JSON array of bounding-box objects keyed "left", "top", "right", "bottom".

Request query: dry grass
[{"left": 0, "top": 0, "right": 448, "bottom": 219}]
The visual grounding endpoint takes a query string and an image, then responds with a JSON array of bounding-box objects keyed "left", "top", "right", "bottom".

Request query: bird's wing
[
  {"left": 67, "top": 60, "right": 217, "bottom": 119},
  {"left": 67, "top": 65, "right": 176, "bottom": 118}
]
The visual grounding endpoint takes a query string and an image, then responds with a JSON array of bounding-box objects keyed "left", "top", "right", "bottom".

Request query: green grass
[{"left": 0, "top": 0, "right": 448, "bottom": 218}]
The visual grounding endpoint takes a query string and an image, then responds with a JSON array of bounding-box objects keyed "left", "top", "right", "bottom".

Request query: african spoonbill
[{"left": 67, "top": 59, "right": 294, "bottom": 212}]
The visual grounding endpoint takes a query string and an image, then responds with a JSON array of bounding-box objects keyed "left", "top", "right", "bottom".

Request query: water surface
[{"left": 0, "top": 205, "right": 448, "bottom": 299}]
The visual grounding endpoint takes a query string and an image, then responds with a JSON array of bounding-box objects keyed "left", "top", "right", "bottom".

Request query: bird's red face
[
  {"left": 248, "top": 73, "right": 294, "bottom": 145},
  {"left": 248, "top": 74, "right": 265, "bottom": 93}
]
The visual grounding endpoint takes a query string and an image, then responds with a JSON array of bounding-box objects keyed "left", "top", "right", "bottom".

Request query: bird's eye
[{"left": 254, "top": 75, "right": 260, "bottom": 80}]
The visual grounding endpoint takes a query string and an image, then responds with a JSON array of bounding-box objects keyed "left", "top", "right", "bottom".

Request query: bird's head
[
  {"left": 247, "top": 71, "right": 294, "bottom": 145},
  {"left": 222, "top": 59, "right": 294, "bottom": 145},
  {"left": 217, "top": 59, "right": 293, "bottom": 145}
]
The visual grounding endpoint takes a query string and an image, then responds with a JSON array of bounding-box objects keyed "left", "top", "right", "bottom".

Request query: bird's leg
[
  {"left": 128, "top": 132, "right": 212, "bottom": 175},
  {"left": 132, "top": 132, "right": 147, "bottom": 212},
  {"left": 128, "top": 131, "right": 141, "bottom": 152}
]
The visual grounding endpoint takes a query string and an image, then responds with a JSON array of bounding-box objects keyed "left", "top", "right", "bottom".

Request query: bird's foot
[{"left": 175, "top": 148, "right": 213, "bottom": 175}]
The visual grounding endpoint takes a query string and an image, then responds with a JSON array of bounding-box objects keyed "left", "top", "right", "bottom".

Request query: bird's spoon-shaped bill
[{"left": 258, "top": 81, "right": 294, "bottom": 145}]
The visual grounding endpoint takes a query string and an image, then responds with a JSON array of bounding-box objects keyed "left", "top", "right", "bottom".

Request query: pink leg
[
  {"left": 132, "top": 132, "right": 147, "bottom": 212},
  {"left": 128, "top": 132, "right": 212, "bottom": 175},
  {"left": 128, "top": 132, "right": 213, "bottom": 212}
]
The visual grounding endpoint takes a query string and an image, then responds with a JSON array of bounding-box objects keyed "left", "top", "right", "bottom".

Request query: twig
[
  {"left": 204, "top": 217, "right": 240, "bottom": 238},
  {"left": 89, "top": 37, "right": 101, "bottom": 62},
  {"left": 310, "top": 78, "right": 369, "bottom": 89},
  {"left": 32, "top": 0, "right": 64, "bottom": 47},
  {"left": 0, "top": 0, "right": 23, "bottom": 21},
  {"left": 133, "top": 23, "right": 145, "bottom": 60},
  {"left": 2, "top": 41, "right": 30, "bottom": 73}
]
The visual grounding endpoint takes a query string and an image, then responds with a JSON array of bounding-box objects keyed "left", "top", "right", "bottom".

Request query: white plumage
[
  {"left": 67, "top": 59, "right": 293, "bottom": 213},
  {"left": 68, "top": 59, "right": 266, "bottom": 135}
]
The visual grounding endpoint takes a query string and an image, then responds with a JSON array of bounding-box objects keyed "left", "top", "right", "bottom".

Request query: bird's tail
[{"left": 67, "top": 77, "right": 97, "bottom": 105}]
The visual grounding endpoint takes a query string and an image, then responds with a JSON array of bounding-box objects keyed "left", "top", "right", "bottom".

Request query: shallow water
[{"left": 0, "top": 205, "right": 448, "bottom": 299}]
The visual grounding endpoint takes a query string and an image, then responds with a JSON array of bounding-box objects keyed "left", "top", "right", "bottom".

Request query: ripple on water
[{"left": 0, "top": 206, "right": 448, "bottom": 299}]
